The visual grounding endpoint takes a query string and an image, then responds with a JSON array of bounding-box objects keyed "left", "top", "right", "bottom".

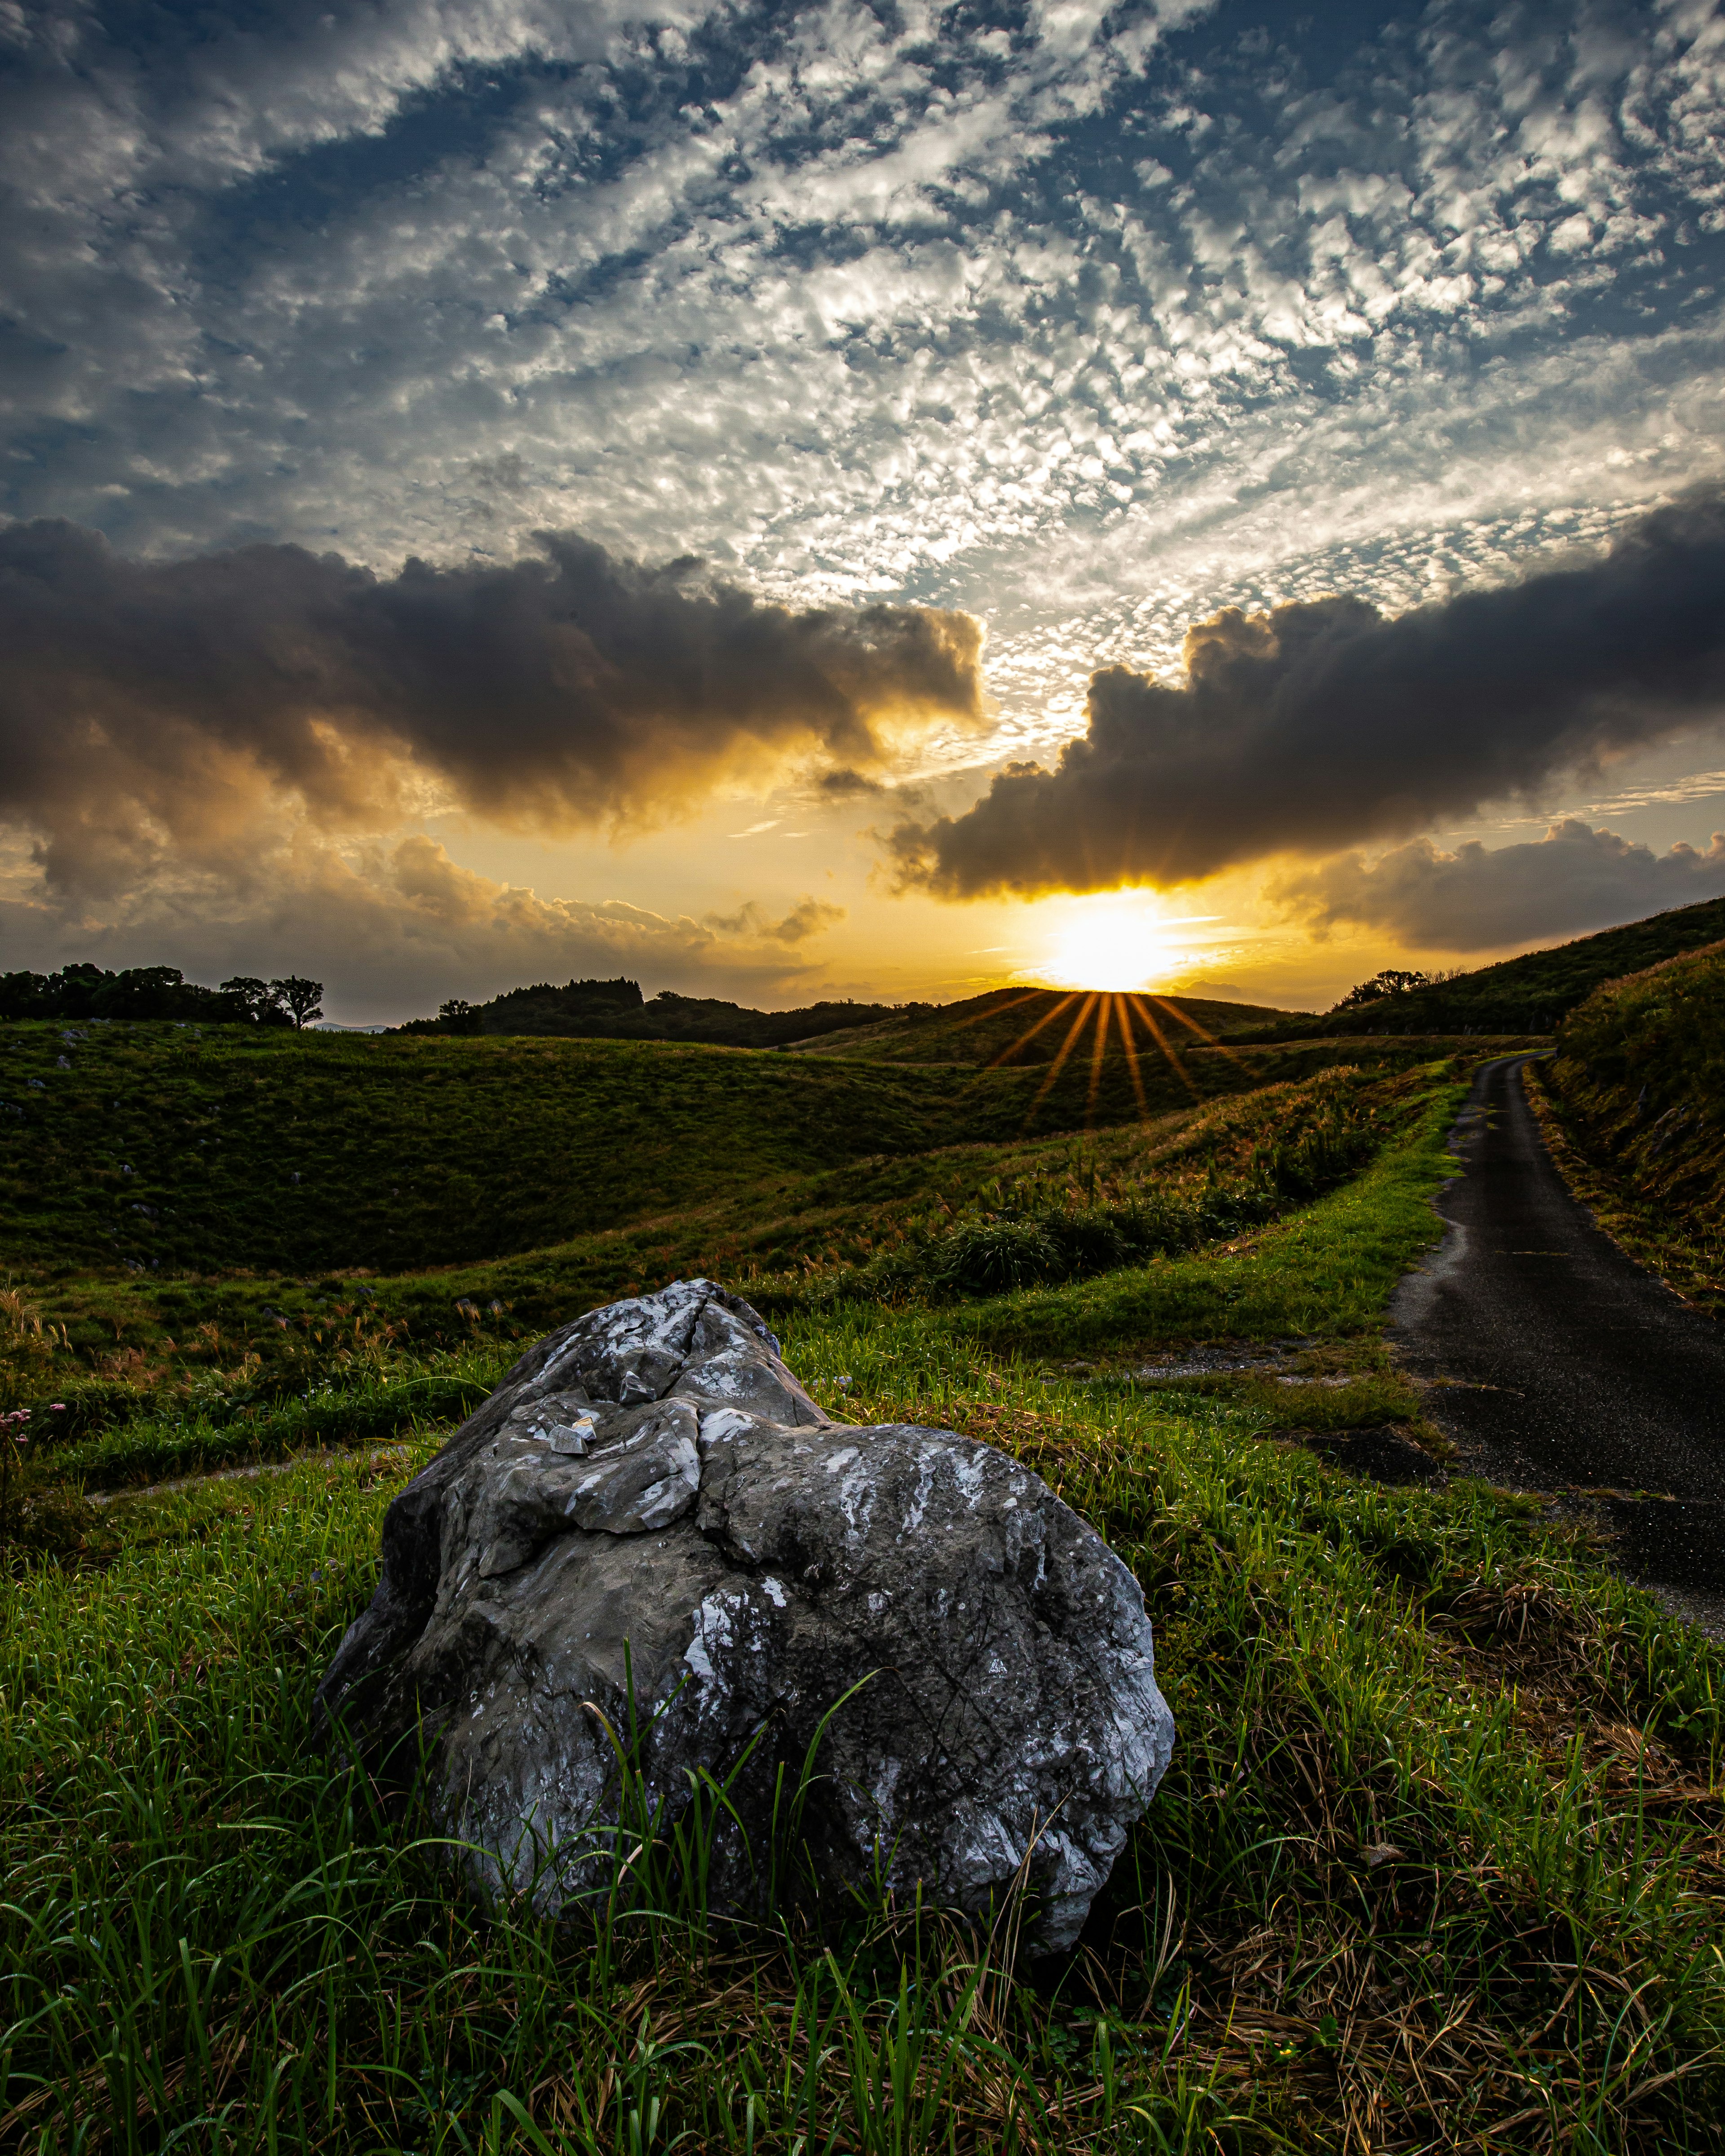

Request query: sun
[{"left": 1034, "top": 893, "right": 1191, "bottom": 992}]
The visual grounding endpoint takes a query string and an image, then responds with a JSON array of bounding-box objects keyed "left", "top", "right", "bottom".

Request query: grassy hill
[
  {"left": 0, "top": 1059, "right": 1429, "bottom": 1439},
  {"left": 4, "top": 1038, "right": 1724, "bottom": 2151},
  {"left": 406, "top": 976, "right": 910, "bottom": 1047},
  {"left": 1241, "top": 892, "right": 1725, "bottom": 1038},
  {"left": 2, "top": 989, "right": 1721, "bottom": 2152},
  {"left": 1530, "top": 939, "right": 1725, "bottom": 1313},
  {"left": 787, "top": 985, "right": 1300, "bottom": 1063},
  {"left": 0, "top": 1018, "right": 1458, "bottom": 1284}
]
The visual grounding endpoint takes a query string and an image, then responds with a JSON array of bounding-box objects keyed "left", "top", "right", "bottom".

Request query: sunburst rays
[{"left": 972, "top": 986, "right": 1243, "bottom": 1135}]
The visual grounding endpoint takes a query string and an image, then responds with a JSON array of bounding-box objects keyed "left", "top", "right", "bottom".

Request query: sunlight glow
[{"left": 1028, "top": 892, "right": 1221, "bottom": 992}]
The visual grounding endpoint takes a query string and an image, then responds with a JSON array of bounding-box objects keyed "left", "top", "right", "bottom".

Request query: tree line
[{"left": 0, "top": 965, "right": 324, "bottom": 1028}]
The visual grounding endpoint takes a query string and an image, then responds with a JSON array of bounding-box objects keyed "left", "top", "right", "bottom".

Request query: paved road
[{"left": 1390, "top": 1054, "right": 1725, "bottom": 1614}]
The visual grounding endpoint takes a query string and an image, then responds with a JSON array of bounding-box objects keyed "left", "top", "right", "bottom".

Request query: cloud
[
  {"left": 703, "top": 895, "right": 845, "bottom": 943},
  {"left": 1273, "top": 819, "right": 1725, "bottom": 951},
  {"left": 817, "top": 769, "right": 888, "bottom": 798},
  {"left": 0, "top": 520, "right": 982, "bottom": 899},
  {"left": 8, "top": 0, "right": 1725, "bottom": 942},
  {"left": 0, "top": 834, "right": 846, "bottom": 1021},
  {"left": 889, "top": 493, "right": 1725, "bottom": 898},
  {"left": 8, "top": 0, "right": 1722, "bottom": 658}
]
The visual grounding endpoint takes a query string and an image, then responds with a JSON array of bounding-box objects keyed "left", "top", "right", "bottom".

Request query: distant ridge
[
  {"left": 784, "top": 985, "right": 1298, "bottom": 1064},
  {"left": 398, "top": 976, "right": 912, "bottom": 1049}
]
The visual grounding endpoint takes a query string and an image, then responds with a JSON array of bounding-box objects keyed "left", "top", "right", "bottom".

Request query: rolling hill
[
  {"left": 1239, "top": 892, "right": 1725, "bottom": 1039},
  {"left": 0, "top": 1016, "right": 1440, "bottom": 1283},
  {"left": 785, "top": 985, "right": 1296, "bottom": 1063}
]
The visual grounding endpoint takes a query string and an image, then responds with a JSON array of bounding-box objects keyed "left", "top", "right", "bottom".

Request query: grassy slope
[
  {"left": 789, "top": 986, "right": 1299, "bottom": 1062},
  {"left": 0, "top": 1063, "right": 1415, "bottom": 1477},
  {"left": 1241, "top": 891, "right": 1725, "bottom": 1040},
  {"left": 0, "top": 1019, "right": 1452, "bottom": 1298},
  {"left": 3, "top": 1022, "right": 1029, "bottom": 1279},
  {"left": 3, "top": 1062, "right": 1724, "bottom": 2150},
  {"left": 1529, "top": 939, "right": 1725, "bottom": 1316}
]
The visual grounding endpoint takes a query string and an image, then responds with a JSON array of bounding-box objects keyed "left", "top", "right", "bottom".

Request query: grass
[
  {"left": 0, "top": 1019, "right": 1479, "bottom": 1293},
  {"left": 2, "top": 1033, "right": 1724, "bottom": 2148},
  {"left": 0, "top": 1045, "right": 1455, "bottom": 1417},
  {"left": 1530, "top": 941, "right": 1725, "bottom": 1317},
  {"left": 1239, "top": 891, "right": 1725, "bottom": 1041},
  {"left": 788, "top": 988, "right": 1296, "bottom": 1063}
]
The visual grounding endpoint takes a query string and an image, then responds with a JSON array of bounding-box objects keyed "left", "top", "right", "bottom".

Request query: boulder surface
[{"left": 314, "top": 1279, "right": 1174, "bottom": 1949}]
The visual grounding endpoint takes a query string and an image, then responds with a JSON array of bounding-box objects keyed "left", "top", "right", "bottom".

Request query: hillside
[
  {"left": 402, "top": 974, "right": 907, "bottom": 1047},
  {"left": 1, "top": 1058, "right": 1429, "bottom": 1415},
  {"left": 787, "top": 985, "right": 1296, "bottom": 1063},
  {"left": 1531, "top": 940, "right": 1725, "bottom": 1312},
  {"left": 5, "top": 1036, "right": 1724, "bottom": 2154},
  {"left": 0, "top": 1018, "right": 1442, "bottom": 1283},
  {"left": 1239, "top": 892, "right": 1725, "bottom": 1038}
]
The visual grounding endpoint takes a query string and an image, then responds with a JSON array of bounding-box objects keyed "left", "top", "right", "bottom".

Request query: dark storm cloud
[
  {"left": 1274, "top": 820, "right": 1725, "bottom": 951},
  {"left": 890, "top": 495, "right": 1725, "bottom": 898},
  {"left": 0, "top": 521, "right": 983, "bottom": 897}
]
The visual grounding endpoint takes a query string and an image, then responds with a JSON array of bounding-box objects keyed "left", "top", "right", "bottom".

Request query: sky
[{"left": 4, "top": 0, "right": 1725, "bottom": 1021}]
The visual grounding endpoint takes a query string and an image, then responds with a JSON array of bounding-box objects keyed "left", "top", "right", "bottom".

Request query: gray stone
[{"left": 314, "top": 1278, "right": 1174, "bottom": 1951}]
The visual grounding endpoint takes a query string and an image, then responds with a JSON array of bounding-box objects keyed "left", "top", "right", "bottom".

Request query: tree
[
  {"left": 270, "top": 976, "right": 324, "bottom": 1029},
  {"left": 438, "top": 998, "right": 482, "bottom": 1035},
  {"left": 219, "top": 976, "right": 282, "bottom": 1022},
  {"left": 1333, "top": 968, "right": 1432, "bottom": 1011}
]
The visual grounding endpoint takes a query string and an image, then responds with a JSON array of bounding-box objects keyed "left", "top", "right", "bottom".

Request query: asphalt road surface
[{"left": 1391, "top": 1054, "right": 1725, "bottom": 1621}]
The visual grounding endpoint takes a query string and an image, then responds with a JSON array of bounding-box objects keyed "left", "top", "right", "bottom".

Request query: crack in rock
[{"left": 313, "top": 1278, "right": 1174, "bottom": 1951}]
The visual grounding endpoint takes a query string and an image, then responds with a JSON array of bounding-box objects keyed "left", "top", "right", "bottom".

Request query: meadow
[
  {"left": 1, "top": 1023, "right": 1721, "bottom": 2152},
  {"left": 0, "top": 1017, "right": 1442, "bottom": 1288}
]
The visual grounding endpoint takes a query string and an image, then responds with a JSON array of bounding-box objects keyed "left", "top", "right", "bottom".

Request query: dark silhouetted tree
[
  {"left": 271, "top": 976, "right": 324, "bottom": 1029},
  {"left": 1333, "top": 968, "right": 1433, "bottom": 1011},
  {"left": 438, "top": 998, "right": 483, "bottom": 1034},
  {"left": 220, "top": 975, "right": 284, "bottom": 1022}
]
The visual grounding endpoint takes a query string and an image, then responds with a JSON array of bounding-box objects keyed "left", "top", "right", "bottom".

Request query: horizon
[{"left": 5, "top": 0, "right": 1725, "bottom": 1022}]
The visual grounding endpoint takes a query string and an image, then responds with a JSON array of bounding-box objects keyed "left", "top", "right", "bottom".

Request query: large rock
[{"left": 314, "top": 1279, "right": 1174, "bottom": 1950}]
